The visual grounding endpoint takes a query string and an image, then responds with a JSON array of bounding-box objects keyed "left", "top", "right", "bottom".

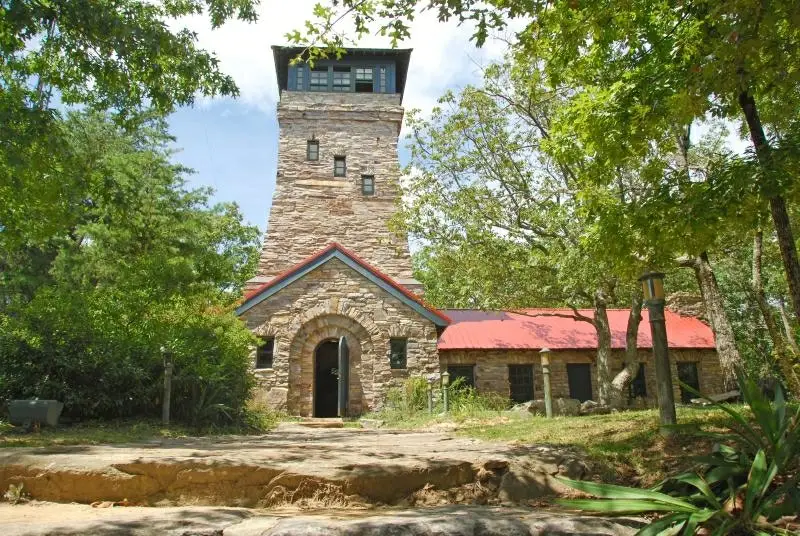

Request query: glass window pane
[
  {"left": 355, "top": 67, "right": 373, "bottom": 81},
  {"left": 307, "top": 140, "right": 319, "bottom": 161},
  {"left": 389, "top": 338, "right": 407, "bottom": 369},
  {"left": 332, "top": 68, "right": 351, "bottom": 92},
  {"left": 334, "top": 156, "right": 346, "bottom": 177},
  {"left": 296, "top": 68, "right": 304, "bottom": 90},
  {"left": 361, "top": 175, "right": 374, "bottom": 195},
  {"left": 310, "top": 68, "right": 328, "bottom": 91},
  {"left": 256, "top": 337, "right": 274, "bottom": 369}
]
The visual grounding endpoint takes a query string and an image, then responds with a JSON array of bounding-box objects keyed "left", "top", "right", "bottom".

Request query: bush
[{"left": 557, "top": 374, "right": 800, "bottom": 535}]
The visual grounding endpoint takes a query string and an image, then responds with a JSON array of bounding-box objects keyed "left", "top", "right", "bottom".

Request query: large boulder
[{"left": 554, "top": 398, "right": 581, "bottom": 416}]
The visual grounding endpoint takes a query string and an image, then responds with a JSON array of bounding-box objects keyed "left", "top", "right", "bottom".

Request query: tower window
[
  {"left": 295, "top": 67, "right": 305, "bottom": 90},
  {"left": 332, "top": 66, "right": 351, "bottom": 92},
  {"left": 334, "top": 156, "right": 346, "bottom": 177},
  {"left": 256, "top": 337, "right": 274, "bottom": 369},
  {"left": 361, "top": 175, "right": 375, "bottom": 195},
  {"left": 355, "top": 67, "right": 373, "bottom": 93},
  {"left": 389, "top": 338, "right": 407, "bottom": 369},
  {"left": 310, "top": 67, "right": 328, "bottom": 91},
  {"left": 307, "top": 140, "right": 319, "bottom": 161}
]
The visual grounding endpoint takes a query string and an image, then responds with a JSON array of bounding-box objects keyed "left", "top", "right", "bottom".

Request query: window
[
  {"left": 447, "top": 365, "right": 475, "bottom": 389},
  {"left": 355, "top": 67, "right": 373, "bottom": 92},
  {"left": 379, "top": 66, "right": 387, "bottom": 93},
  {"left": 361, "top": 174, "right": 375, "bottom": 195},
  {"left": 334, "top": 156, "right": 346, "bottom": 177},
  {"left": 295, "top": 67, "right": 305, "bottom": 90},
  {"left": 307, "top": 140, "right": 319, "bottom": 161},
  {"left": 310, "top": 67, "right": 328, "bottom": 91},
  {"left": 389, "top": 338, "right": 407, "bottom": 369},
  {"left": 628, "top": 364, "right": 647, "bottom": 399},
  {"left": 509, "top": 365, "right": 534, "bottom": 403},
  {"left": 332, "top": 66, "right": 351, "bottom": 92},
  {"left": 567, "top": 363, "right": 592, "bottom": 402},
  {"left": 256, "top": 337, "right": 274, "bottom": 369},
  {"left": 677, "top": 362, "right": 700, "bottom": 403}
]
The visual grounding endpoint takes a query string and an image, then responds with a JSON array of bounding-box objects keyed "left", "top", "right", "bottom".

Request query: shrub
[{"left": 557, "top": 374, "right": 800, "bottom": 535}]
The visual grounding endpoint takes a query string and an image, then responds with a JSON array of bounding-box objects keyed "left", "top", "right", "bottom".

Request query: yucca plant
[{"left": 557, "top": 374, "right": 800, "bottom": 535}]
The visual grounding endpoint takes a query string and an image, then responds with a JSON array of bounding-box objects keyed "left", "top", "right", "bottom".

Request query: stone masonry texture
[
  {"left": 248, "top": 91, "right": 414, "bottom": 290},
  {"left": 241, "top": 258, "right": 440, "bottom": 416},
  {"left": 439, "top": 349, "right": 725, "bottom": 405}
]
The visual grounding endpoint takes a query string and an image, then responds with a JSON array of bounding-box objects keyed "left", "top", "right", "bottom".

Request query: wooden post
[
  {"left": 640, "top": 273, "right": 677, "bottom": 435},
  {"left": 540, "top": 348, "right": 553, "bottom": 418},
  {"left": 162, "top": 348, "right": 173, "bottom": 426}
]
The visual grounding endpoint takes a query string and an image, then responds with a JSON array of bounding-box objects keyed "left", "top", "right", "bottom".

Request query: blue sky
[{"left": 167, "top": 1, "right": 515, "bottom": 233}]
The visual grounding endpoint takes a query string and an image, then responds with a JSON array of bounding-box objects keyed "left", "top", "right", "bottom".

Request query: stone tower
[{"left": 247, "top": 46, "right": 417, "bottom": 291}]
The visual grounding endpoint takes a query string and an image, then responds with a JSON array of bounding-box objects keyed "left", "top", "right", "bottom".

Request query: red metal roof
[
  {"left": 239, "top": 243, "right": 450, "bottom": 325},
  {"left": 437, "top": 309, "right": 715, "bottom": 351}
]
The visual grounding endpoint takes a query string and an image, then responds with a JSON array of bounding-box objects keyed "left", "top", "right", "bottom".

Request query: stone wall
[
  {"left": 241, "top": 258, "right": 440, "bottom": 416},
  {"left": 440, "top": 348, "right": 725, "bottom": 404},
  {"left": 248, "top": 91, "right": 414, "bottom": 290}
]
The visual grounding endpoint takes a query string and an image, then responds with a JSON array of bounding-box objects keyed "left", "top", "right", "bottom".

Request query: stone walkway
[
  {"left": 0, "top": 423, "right": 645, "bottom": 535},
  {"left": 0, "top": 423, "right": 589, "bottom": 507},
  {"left": 1, "top": 502, "right": 645, "bottom": 535}
]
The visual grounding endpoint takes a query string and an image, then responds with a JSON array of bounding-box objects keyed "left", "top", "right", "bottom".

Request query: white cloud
[{"left": 173, "top": 1, "right": 515, "bottom": 117}]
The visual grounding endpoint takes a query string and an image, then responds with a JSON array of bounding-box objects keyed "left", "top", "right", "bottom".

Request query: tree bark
[
  {"left": 609, "top": 288, "right": 644, "bottom": 408},
  {"left": 685, "top": 252, "right": 741, "bottom": 385},
  {"left": 752, "top": 231, "right": 800, "bottom": 396},
  {"left": 739, "top": 91, "right": 800, "bottom": 323},
  {"left": 779, "top": 299, "right": 800, "bottom": 356},
  {"left": 594, "top": 289, "right": 612, "bottom": 405}
]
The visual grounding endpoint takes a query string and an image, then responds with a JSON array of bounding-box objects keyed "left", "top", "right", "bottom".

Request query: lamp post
[
  {"left": 427, "top": 376, "right": 434, "bottom": 415},
  {"left": 160, "top": 346, "right": 173, "bottom": 426},
  {"left": 540, "top": 348, "right": 553, "bottom": 418},
  {"left": 639, "top": 272, "right": 677, "bottom": 435},
  {"left": 442, "top": 371, "right": 450, "bottom": 413}
]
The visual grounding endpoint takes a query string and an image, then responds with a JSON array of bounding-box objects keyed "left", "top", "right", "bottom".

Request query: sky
[{"left": 168, "top": 0, "right": 513, "bottom": 233}]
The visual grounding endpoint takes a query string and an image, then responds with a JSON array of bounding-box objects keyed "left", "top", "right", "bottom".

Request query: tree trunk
[
  {"left": 779, "top": 299, "right": 800, "bottom": 356},
  {"left": 686, "top": 252, "right": 741, "bottom": 385},
  {"left": 594, "top": 289, "right": 612, "bottom": 405},
  {"left": 739, "top": 91, "right": 800, "bottom": 322},
  {"left": 609, "top": 288, "right": 644, "bottom": 408},
  {"left": 753, "top": 231, "right": 800, "bottom": 396}
]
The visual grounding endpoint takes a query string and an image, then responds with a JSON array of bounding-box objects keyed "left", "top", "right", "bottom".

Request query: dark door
[
  {"left": 677, "top": 362, "right": 700, "bottom": 403},
  {"left": 337, "top": 336, "right": 349, "bottom": 417},
  {"left": 567, "top": 363, "right": 593, "bottom": 402},
  {"left": 509, "top": 365, "right": 534, "bottom": 403},
  {"left": 314, "top": 340, "right": 339, "bottom": 417}
]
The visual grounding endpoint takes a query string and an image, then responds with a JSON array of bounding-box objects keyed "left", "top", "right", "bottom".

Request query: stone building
[{"left": 236, "top": 46, "right": 722, "bottom": 417}]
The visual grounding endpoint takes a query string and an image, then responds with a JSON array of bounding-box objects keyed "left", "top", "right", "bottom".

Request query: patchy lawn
[
  {"left": 459, "top": 406, "right": 740, "bottom": 486},
  {"left": 0, "top": 414, "right": 286, "bottom": 448},
  {"left": 366, "top": 405, "right": 740, "bottom": 487}
]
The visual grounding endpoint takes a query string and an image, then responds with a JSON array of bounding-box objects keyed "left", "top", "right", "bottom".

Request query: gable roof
[
  {"left": 437, "top": 309, "right": 715, "bottom": 351},
  {"left": 236, "top": 243, "right": 450, "bottom": 326}
]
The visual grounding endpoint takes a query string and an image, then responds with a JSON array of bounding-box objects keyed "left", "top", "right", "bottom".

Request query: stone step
[{"left": 296, "top": 418, "right": 344, "bottom": 428}]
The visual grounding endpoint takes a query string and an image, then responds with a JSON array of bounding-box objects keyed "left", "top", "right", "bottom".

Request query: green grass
[
  {"left": 365, "top": 403, "right": 741, "bottom": 487},
  {"left": 0, "top": 409, "right": 286, "bottom": 448}
]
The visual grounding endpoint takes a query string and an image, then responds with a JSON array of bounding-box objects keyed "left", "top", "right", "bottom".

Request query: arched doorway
[{"left": 314, "top": 339, "right": 340, "bottom": 417}]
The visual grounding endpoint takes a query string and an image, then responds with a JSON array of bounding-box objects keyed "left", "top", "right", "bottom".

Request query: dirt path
[
  {"left": 0, "top": 423, "right": 589, "bottom": 507},
  {"left": 1, "top": 501, "right": 645, "bottom": 535}
]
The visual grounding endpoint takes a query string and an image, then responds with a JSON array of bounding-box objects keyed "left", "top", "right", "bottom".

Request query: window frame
[
  {"left": 309, "top": 67, "right": 329, "bottom": 91},
  {"left": 389, "top": 338, "right": 408, "bottom": 369},
  {"left": 255, "top": 337, "right": 275, "bottom": 369},
  {"left": 295, "top": 66, "right": 305, "bottom": 91},
  {"left": 361, "top": 174, "right": 375, "bottom": 195},
  {"left": 447, "top": 365, "right": 475, "bottom": 389},
  {"left": 307, "top": 140, "right": 319, "bottom": 161},
  {"left": 333, "top": 156, "right": 347, "bottom": 177},
  {"left": 508, "top": 364, "right": 534, "bottom": 404}
]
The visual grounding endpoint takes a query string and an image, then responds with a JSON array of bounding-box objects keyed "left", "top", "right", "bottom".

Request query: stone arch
[{"left": 287, "top": 312, "right": 381, "bottom": 416}]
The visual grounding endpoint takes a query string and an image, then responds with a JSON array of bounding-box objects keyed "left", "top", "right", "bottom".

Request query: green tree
[
  {"left": 0, "top": 112, "right": 261, "bottom": 425},
  {"left": 294, "top": 0, "right": 800, "bottom": 333}
]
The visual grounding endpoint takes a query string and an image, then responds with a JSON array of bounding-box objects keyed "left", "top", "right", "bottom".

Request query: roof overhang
[{"left": 237, "top": 243, "right": 449, "bottom": 327}]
